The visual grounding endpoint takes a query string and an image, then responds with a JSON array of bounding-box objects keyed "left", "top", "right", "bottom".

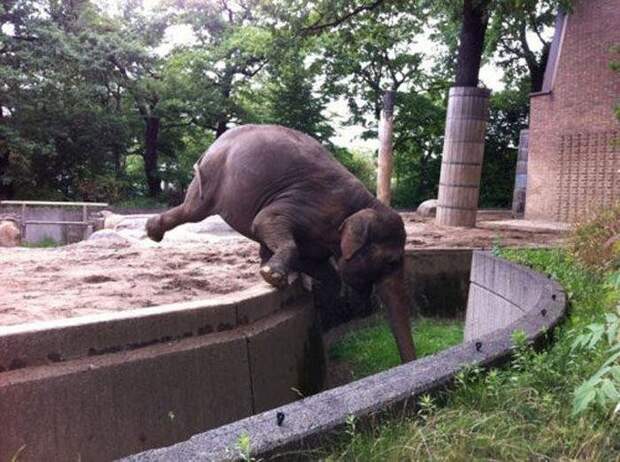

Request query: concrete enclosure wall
[
  {"left": 0, "top": 282, "right": 324, "bottom": 461},
  {"left": 0, "top": 204, "right": 104, "bottom": 244},
  {"left": 123, "top": 252, "right": 566, "bottom": 461},
  {"left": 404, "top": 249, "right": 471, "bottom": 318}
]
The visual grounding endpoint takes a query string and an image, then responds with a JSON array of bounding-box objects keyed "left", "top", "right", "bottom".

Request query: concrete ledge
[
  {"left": 0, "top": 282, "right": 306, "bottom": 371},
  {"left": 0, "top": 283, "right": 324, "bottom": 461},
  {"left": 123, "top": 252, "right": 566, "bottom": 461}
]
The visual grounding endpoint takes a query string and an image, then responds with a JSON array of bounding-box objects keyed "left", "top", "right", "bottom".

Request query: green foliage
[
  {"left": 323, "top": 249, "right": 619, "bottom": 460},
  {"left": 569, "top": 200, "right": 620, "bottom": 274},
  {"left": 329, "top": 317, "right": 464, "bottom": 379},
  {"left": 0, "top": 0, "right": 570, "bottom": 211},
  {"left": 240, "top": 46, "right": 335, "bottom": 142},
  {"left": 571, "top": 273, "right": 620, "bottom": 416},
  {"left": 479, "top": 83, "right": 529, "bottom": 207},
  {"left": 392, "top": 91, "right": 446, "bottom": 208},
  {"left": 332, "top": 147, "right": 376, "bottom": 193},
  {"left": 111, "top": 196, "right": 167, "bottom": 210},
  {"left": 235, "top": 432, "right": 255, "bottom": 462}
]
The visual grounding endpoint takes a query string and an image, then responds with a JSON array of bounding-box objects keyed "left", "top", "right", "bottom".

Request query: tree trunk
[
  {"left": 377, "top": 90, "right": 395, "bottom": 205},
  {"left": 454, "top": 0, "right": 489, "bottom": 87},
  {"left": 0, "top": 104, "right": 13, "bottom": 200},
  {"left": 529, "top": 44, "right": 549, "bottom": 92},
  {"left": 215, "top": 117, "right": 228, "bottom": 138},
  {"left": 143, "top": 116, "right": 161, "bottom": 198}
]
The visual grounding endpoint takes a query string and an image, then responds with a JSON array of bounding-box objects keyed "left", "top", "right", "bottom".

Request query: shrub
[
  {"left": 332, "top": 147, "right": 376, "bottom": 193},
  {"left": 569, "top": 201, "right": 620, "bottom": 273}
]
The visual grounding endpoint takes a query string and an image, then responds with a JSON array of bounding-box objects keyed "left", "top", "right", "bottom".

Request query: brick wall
[{"left": 526, "top": 0, "right": 620, "bottom": 222}]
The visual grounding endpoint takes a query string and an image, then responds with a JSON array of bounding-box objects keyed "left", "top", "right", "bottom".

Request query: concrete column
[
  {"left": 436, "top": 87, "right": 491, "bottom": 227},
  {"left": 511, "top": 129, "right": 529, "bottom": 218}
]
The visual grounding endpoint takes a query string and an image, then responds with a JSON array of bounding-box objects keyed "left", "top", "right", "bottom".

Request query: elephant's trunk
[{"left": 375, "top": 263, "right": 416, "bottom": 362}]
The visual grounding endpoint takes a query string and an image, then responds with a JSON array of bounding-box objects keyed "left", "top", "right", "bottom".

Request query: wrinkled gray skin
[{"left": 146, "top": 125, "right": 416, "bottom": 362}]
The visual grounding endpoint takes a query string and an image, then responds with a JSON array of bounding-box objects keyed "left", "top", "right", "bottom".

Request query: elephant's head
[
  {"left": 338, "top": 206, "right": 406, "bottom": 290},
  {"left": 338, "top": 205, "right": 415, "bottom": 362}
]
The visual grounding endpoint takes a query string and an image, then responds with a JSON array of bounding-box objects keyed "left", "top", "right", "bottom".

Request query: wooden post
[
  {"left": 82, "top": 205, "right": 89, "bottom": 240},
  {"left": 436, "top": 87, "right": 491, "bottom": 227},
  {"left": 377, "top": 90, "right": 396, "bottom": 205},
  {"left": 511, "top": 129, "right": 529, "bottom": 218},
  {"left": 20, "top": 203, "right": 26, "bottom": 240}
]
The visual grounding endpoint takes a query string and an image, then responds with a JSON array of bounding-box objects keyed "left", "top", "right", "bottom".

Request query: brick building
[{"left": 525, "top": 0, "right": 620, "bottom": 222}]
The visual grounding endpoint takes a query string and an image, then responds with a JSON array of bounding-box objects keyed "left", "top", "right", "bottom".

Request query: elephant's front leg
[
  {"left": 252, "top": 207, "right": 300, "bottom": 289},
  {"left": 146, "top": 175, "right": 211, "bottom": 242}
]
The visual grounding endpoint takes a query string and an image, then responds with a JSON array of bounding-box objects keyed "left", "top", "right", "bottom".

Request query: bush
[
  {"left": 76, "top": 174, "right": 129, "bottom": 203},
  {"left": 569, "top": 201, "right": 620, "bottom": 273},
  {"left": 332, "top": 147, "right": 376, "bottom": 193}
]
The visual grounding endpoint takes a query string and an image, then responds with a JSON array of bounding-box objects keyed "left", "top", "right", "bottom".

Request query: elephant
[{"left": 146, "top": 124, "right": 416, "bottom": 362}]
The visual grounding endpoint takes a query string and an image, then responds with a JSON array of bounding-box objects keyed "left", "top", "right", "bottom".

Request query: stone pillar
[
  {"left": 436, "top": 87, "right": 491, "bottom": 227},
  {"left": 377, "top": 90, "right": 395, "bottom": 205},
  {"left": 511, "top": 129, "right": 529, "bottom": 218}
]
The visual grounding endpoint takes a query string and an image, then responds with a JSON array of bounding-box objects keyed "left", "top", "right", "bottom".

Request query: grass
[
  {"left": 21, "top": 236, "right": 59, "bottom": 248},
  {"left": 320, "top": 249, "right": 620, "bottom": 461},
  {"left": 329, "top": 318, "right": 464, "bottom": 379}
]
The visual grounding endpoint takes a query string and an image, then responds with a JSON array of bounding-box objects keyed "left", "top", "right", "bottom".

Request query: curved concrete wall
[
  {"left": 0, "top": 281, "right": 324, "bottom": 461},
  {"left": 124, "top": 252, "right": 566, "bottom": 462}
]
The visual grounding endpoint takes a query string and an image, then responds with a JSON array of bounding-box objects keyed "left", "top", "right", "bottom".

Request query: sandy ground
[{"left": 0, "top": 211, "right": 566, "bottom": 326}]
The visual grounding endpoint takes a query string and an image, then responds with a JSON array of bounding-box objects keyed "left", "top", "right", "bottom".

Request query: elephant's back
[
  {"left": 198, "top": 124, "right": 372, "bottom": 235},
  {"left": 209, "top": 124, "right": 340, "bottom": 168}
]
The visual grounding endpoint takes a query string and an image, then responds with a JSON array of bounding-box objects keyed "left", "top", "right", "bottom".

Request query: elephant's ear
[{"left": 339, "top": 210, "right": 374, "bottom": 260}]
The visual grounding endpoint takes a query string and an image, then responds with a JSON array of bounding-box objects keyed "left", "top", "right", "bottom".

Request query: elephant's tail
[{"left": 193, "top": 152, "right": 207, "bottom": 200}]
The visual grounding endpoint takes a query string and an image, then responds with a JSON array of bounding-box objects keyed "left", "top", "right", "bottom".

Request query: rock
[
  {"left": 100, "top": 211, "right": 121, "bottom": 229},
  {"left": 87, "top": 229, "right": 131, "bottom": 244},
  {"left": 417, "top": 199, "right": 439, "bottom": 218},
  {"left": 0, "top": 219, "right": 21, "bottom": 247}
]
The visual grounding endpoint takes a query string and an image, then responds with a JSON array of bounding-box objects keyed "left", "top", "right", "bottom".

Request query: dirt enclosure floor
[{"left": 0, "top": 210, "right": 566, "bottom": 326}]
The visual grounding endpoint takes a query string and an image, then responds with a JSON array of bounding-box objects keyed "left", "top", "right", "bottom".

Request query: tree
[
  {"left": 241, "top": 47, "right": 334, "bottom": 142},
  {"left": 479, "top": 84, "right": 529, "bottom": 207},
  {"left": 486, "top": 0, "right": 567, "bottom": 92},
  {"left": 319, "top": 1, "right": 428, "bottom": 204},
  {"left": 0, "top": 0, "right": 136, "bottom": 200},
  {"left": 392, "top": 91, "right": 446, "bottom": 207},
  {"left": 162, "top": 0, "right": 272, "bottom": 138}
]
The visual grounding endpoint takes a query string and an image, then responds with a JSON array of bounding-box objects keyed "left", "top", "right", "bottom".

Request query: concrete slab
[
  {"left": 243, "top": 303, "right": 325, "bottom": 413},
  {"left": 0, "top": 331, "right": 252, "bottom": 462},
  {"left": 405, "top": 249, "right": 472, "bottom": 318},
  {"left": 0, "top": 283, "right": 298, "bottom": 369},
  {"left": 478, "top": 219, "right": 571, "bottom": 233}
]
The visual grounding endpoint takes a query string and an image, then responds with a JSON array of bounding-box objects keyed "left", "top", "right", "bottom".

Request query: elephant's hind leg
[
  {"left": 252, "top": 207, "right": 299, "bottom": 289},
  {"left": 146, "top": 176, "right": 212, "bottom": 242}
]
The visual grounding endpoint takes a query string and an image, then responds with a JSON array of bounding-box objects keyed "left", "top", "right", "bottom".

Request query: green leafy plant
[
  {"left": 572, "top": 273, "right": 620, "bottom": 416},
  {"left": 568, "top": 201, "right": 620, "bottom": 274},
  {"left": 235, "top": 433, "right": 255, "bottom": 462},
  {"left": 323, "top": 249, "right": 620, "bottom": 460}
]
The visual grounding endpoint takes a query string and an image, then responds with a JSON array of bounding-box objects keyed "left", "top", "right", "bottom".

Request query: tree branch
[{"left": 300, "top": 0, "right": 386, "bottom": 36}]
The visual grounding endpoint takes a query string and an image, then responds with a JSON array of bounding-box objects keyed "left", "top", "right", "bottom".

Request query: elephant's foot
[
  {"left": 146, "top": 215, "right": 165, "bottom": 242},
  {"left": 260, "top": 264, "right": 288, "bottom": 289}
]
